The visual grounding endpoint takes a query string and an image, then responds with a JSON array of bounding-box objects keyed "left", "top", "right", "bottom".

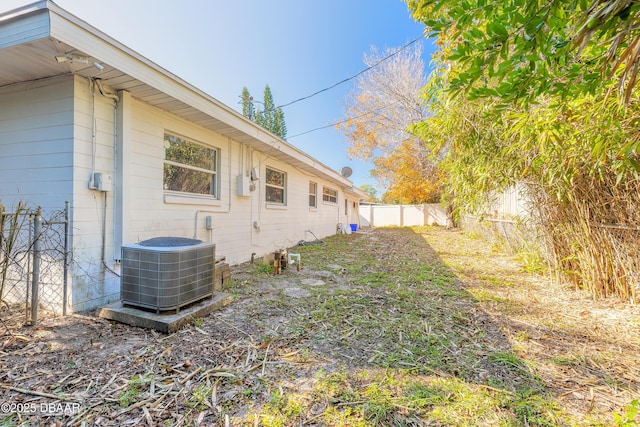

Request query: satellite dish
[{"left": 340, "top": 166, "right": 353, "bottom": 178}]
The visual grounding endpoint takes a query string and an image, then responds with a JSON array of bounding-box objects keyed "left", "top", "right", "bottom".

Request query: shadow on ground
[
  {"left": 1, "top": 227, "right": 636, "bottom": 426},
  {"left": 219, "top": 227, "right": 569, "bottom": 426}
]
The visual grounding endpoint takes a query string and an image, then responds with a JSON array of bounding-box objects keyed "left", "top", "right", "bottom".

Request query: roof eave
[{"left": 21, "top": 1, "right": 353, "bottom": 187}]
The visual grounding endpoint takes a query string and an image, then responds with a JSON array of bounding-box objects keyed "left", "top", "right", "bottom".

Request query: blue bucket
[{"left": 349, "top": 224, "right": 358, "bottom": 232}]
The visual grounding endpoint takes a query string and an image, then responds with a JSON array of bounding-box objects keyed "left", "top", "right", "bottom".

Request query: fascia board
[{"left": 42, "top": 1, "right": 353, "bottom": 187}]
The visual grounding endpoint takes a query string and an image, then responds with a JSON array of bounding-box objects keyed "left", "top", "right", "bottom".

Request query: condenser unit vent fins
[{"left": 120, "top": 238, "right": 215, "bottom": 313}]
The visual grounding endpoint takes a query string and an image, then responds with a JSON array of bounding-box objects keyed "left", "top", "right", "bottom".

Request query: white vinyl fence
[
  {"left": 488, "top": 184, "right": 530, "bottom": 218},
  {"left": 359, "top": 203, "right": 448, "bottom": 228}
]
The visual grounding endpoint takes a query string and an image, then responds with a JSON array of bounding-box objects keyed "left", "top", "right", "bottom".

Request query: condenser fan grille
[{"left": 120, "top": 240, "right": 215, "bottom": 313}]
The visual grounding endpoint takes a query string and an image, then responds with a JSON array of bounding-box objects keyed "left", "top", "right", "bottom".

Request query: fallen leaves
[{"left": 0, "top": 227, "right": 638, "bottom": 425}]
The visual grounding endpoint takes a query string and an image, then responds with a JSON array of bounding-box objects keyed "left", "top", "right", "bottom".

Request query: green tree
[
  {"left": 241, "top": 85, "right": 287, "bottom": 140},
  {"left": 272, "top": 106, "right": 287, "bottom": 141},
  {"left": 256, "top": 85, "right": 287, "bottom": 140},
  {"left": 408, "top": 0, "right": 640, "bottom": 105},
  {"left": 358, "top": 184, "right": 378, "bottom": 202},
  {"left": 241, "top": 86, "right": 255, "bottom": 120},
  {"left": 255, "top": 85, "right": 275, "bottom": 132},
  {"left": 408, "top": 0, "right": 640, "bottom": 301}
]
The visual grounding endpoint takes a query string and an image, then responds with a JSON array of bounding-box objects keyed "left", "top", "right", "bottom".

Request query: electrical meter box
[
  {"left": 237, "top": 175, "right": 250, "bottom": 197},
  {"left": 93, "top": 172, "right": 112, "bottom": 192}
]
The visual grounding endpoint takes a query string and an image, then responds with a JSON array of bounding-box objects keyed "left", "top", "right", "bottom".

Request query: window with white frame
[
  {"left": 309, "top": 182, "right": 317, "bottom": 207},
  {"left": 266, "top": 167, "right": 286, "bottom": 204},
  {"left": 323, "top": 186, "right": 338, "bottom": 203},
  {"left": 345, "top": 199, "right": 348, "bottom": 215},
  {"left": 163, "top": 133, "right": 219, "bottom": 197}
]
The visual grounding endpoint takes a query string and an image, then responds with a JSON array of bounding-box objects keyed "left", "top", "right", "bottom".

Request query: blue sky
[{"left": 2, "top": 0, "right": 435, "bottom": 196}]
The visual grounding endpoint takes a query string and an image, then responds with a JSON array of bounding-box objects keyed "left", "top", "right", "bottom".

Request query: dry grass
[
  {"left": 424, "top": 227, "right": 640, "bottom": 424},
  {"left": 0, "top": 226, "right": 638, "bottom": 426},
  {"left": 530, "top": 173, "right": 640, "bottom": 303}
]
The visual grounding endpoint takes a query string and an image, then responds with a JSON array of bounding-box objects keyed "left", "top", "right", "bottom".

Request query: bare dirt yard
[{"left": 1, "top": 226, "right": 639, "bottom": 426}]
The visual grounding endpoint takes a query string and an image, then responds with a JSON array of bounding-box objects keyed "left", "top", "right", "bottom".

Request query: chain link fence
[{"left": 0, "top": 202, "right": 70, "bottom": 323}]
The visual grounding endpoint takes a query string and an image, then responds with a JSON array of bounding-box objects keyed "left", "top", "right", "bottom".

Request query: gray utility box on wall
[{"left": 120, "top": 237, "right": 215, "bottom": 313}]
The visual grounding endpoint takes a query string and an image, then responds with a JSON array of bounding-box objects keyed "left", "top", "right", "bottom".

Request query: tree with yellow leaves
[{"left": 337, "top": 43, "right": 442, "bottom": 203}]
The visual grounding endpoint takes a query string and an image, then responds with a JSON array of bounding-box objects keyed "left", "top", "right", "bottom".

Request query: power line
[
  {"left": 277, "top": 34, "right": 424, "bottom": 110},
  {"left": 242, "top": 34, "right": 424, "bottom": 140},
  {"left": 287, "top": 120, "right": 345, "bottom": 139},
  {"left": 288, "top": 101, "right": 400, "bottom": 139}
]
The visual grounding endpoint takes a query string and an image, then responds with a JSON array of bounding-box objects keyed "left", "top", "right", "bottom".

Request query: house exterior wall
[
  {"left": 0, "top": 75, "right": 117, "bottom": 312},
  {"left": 0, "top": 75, "right": 74, "bottom": 211},
  {"left": 121, "top": 95, "right": 361, "bottom": 265},
  {"left": 0, "top": 3, "right": 366, "bottom": 313},
  {"left": 0, "top": 76, "right": 74, "bottom": 312},
  {"left": 70, "top": 75, "right": 120, "bottom": 311},
  {"left": 0, "top": 74, "right": 362, "bottom": 313}
]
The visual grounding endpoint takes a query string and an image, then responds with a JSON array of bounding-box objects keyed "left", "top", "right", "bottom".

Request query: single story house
[{"left": 0, "top": 1, "right": 366, "bottom": 312}]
